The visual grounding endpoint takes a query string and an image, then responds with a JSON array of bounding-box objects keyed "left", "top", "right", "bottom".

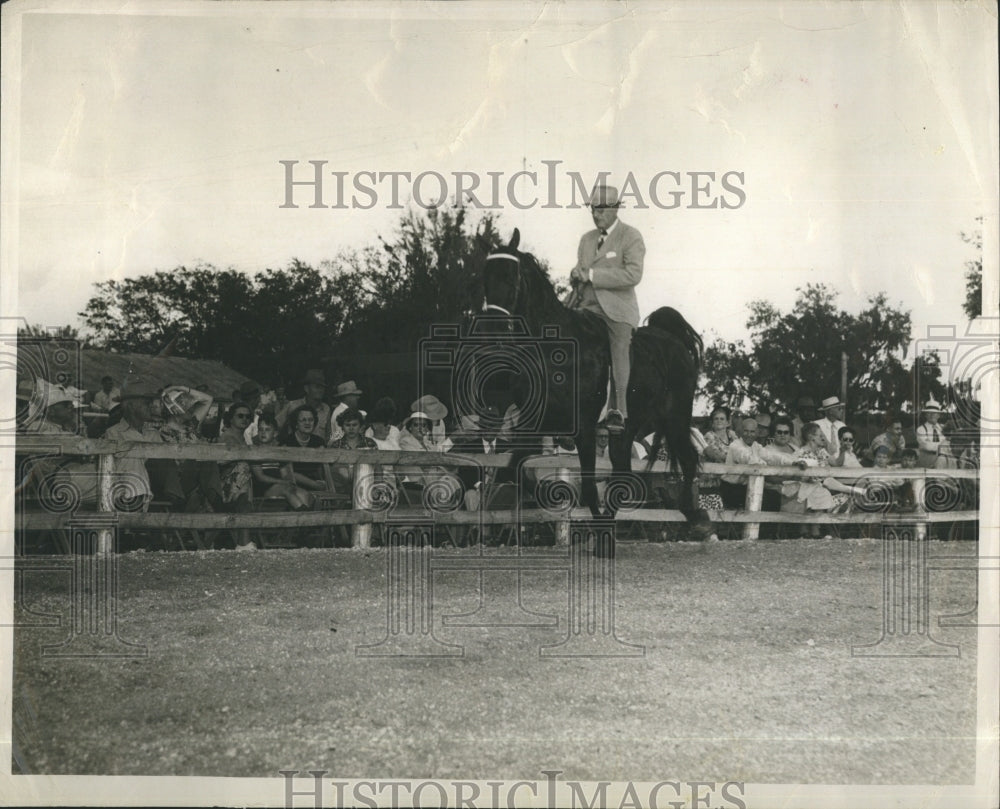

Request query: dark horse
[{"left": 480, "top": 229, "right": 713, "bottom": 539}]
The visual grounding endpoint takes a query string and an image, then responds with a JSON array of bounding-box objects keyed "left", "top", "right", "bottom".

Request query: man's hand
[{"left": 570, "top": 266, "right": 587, "bottom": 285}]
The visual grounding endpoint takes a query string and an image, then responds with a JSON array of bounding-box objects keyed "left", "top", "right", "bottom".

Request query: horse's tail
[{"left": 644, "top": 306, "right": 703, "bottom": 373}]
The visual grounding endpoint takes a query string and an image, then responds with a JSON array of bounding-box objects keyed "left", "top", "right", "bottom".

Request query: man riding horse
[{"left": 567, "top": 183, "right": 644, "bottom": 435}]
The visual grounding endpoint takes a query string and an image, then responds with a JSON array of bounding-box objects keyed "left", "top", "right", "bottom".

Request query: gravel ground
[{"left": 12, "top": 538, "right": 979, "bottom": 784}]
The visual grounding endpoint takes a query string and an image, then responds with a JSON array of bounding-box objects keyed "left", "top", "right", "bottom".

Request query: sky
[{"left": 3, "top": 1, "right": 997, "bottom": 359}]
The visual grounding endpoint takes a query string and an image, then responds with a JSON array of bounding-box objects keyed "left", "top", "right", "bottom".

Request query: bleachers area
[{"left": 14, "top": 434, "right": 980, "bottom": 552}]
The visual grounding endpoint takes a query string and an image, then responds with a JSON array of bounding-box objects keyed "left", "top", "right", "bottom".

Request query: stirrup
[{"left": 605, "top": 409, "right": 625, "bottom": 435}]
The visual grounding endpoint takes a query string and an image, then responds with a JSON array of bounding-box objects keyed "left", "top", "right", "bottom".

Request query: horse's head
[{"left": 482, "top": 228, "right": 523, "bottom": 316}]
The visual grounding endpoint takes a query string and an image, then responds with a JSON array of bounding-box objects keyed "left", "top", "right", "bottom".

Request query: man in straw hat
[
  {"left": 328, "top": 380, "right": 367, "bottom": 444},
  {"left": 101, "top": 377, "right": 165, "bottom": 510},
  {"left": 567, "top": 183, "right": 644, "bottom": 433},
  {"left": 917, "top": 398, "right": 954, "bottom": 468},
  {"left": 811, "top": 395, "right": 847, "bottom": 452}
]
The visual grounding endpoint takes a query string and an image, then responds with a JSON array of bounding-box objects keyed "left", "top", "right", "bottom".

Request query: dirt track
[{"left": 12, "top": 538, "right": 978, "bottom": 783}]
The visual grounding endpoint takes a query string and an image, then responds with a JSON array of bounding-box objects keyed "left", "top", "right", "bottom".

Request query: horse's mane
[{"left": 509, "top": 249, "right": 567, "bottom": 327}]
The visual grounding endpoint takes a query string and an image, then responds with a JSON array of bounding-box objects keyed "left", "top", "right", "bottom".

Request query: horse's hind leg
[
  {"left": 679, "top": 456, "right": 716, "bottom": 541},
  {"left": 574, "top": 427, "right": 602, "bottom": 519}
]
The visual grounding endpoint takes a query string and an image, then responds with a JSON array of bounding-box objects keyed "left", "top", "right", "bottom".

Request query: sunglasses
[{"left": 841, "top": 437, "right": 855, "bottom": 443}]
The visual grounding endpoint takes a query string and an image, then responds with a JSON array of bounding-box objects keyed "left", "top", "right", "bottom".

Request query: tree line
[{"left": 19, "top": 207, "right": 984, "bottom": 416}]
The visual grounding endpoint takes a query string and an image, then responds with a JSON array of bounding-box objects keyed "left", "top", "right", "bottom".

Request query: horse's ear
[{"left": 509, "top": 228, "right": 520, "bottom": 252}]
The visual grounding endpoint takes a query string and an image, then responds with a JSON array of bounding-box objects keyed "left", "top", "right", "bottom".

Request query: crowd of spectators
[{"left": 16, "top": 369, "right": 981, "bottom": 548}]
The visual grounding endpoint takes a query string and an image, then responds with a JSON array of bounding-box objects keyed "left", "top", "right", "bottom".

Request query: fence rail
[{"left": 14, "top": 435, "right": 979, "bottom": 549}]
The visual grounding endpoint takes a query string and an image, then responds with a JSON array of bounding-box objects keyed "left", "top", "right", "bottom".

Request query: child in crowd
[{"left": 251, "top": 413, "right": 315, "bottom": 510}]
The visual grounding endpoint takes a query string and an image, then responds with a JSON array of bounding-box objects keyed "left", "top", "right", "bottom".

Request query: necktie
[
  {"left": 933, "top": 427, "right": 939, "bottom": 442},
  {"left": 596, "top": 229, "right": 608, "bottom": 252}
]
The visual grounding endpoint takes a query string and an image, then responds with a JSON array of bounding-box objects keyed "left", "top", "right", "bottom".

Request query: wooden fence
[{"left": 13, "top": 435, "right": 980, "bottom": 551}]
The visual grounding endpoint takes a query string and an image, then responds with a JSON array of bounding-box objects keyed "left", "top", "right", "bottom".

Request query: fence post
[
  {"left": 352, "top": 461, "right": 373, "bottom": 549},
  {"left": 554, "top": 465, "right": 571, "bottom": 546},
  {"left": 95, "top": 451, "right": 116, "bottom": 554},
  {"left": 910, "top": 476, "right": 927, "bottom": 540},
  {"left": 743, "top": 470, "right": 764, "bottom": 540}
]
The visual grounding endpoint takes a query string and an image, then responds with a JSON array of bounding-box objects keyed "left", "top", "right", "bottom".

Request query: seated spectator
[
  {"left": 829, "top": 425, "right": 863, "bottom": 468},
  {"left": 234, "top": 380, "right": 263, "bottom": 445},
  {"left": 92, "top": 376, "right": 121, "bottom": 412},
  {"left": 280, "top": 404, "right": 331, "bottom": 495},
  {"left": 703, "top": 406, "right": 738, "bottom": 462},
  {"left": 328, "top": 381, "right": 367, "bottom": 444},
  {"left": 366, "top": 397, "right": 402, "bottom": 450},
  {"left": 160, "top": 385, "right": 214, "bottom": 444},
  {"left": 449, "top": 407, "right": 511, "bottom": 519},
  {"left": 217, "top": 403, "right": 254, "bottom": 503},
  {"left": 872, "top": 446, "right": 920, "bottom": 512},
  {"left": 101, "top": 379, "right": 164, "bottom": 511},
  {"left": 791, "top": 396, "right": 818, "bottom": 448},
  {"left": 784, "top": 422, "right": 860, "bottom": 537},
  {"left": 758, "top": 416, "right": 797, "bottom": 510},
  {"left": 411, "top": 394, "right": 452, "bottom": 451},
  {"left": 917, "top": 399, "right": 955, "bottom": 468},
  {"left": 16, "top": 383, "right": 98, "bottom": 506},
  {"left": 397, "top": 410, "right": 442, "bottom": 488},
  {"left": 251, "top": 412, "right": 315, "bottom": 510},
  {"left": 328, "top": 407, "right": 378, "bottom": 488},
  {"left": 257, "top": 385, "right": 278, "bottom": 416},
  {"left": 398, "top": 410, "right": 435, "bottom": 452},
  {"left": 754, "top": 411, "right": 773, "bottom": 444},
  {"left": 811, "top": 396, "right": 846, "bottom": 452},
  {"left": 899, "top": 448, "right": 918, "bottom": 469},
  {"left": 872, "top": 444, "right": 895, "bottom": 469},
  {"left": 720, "top": 417, "right": 767, "bottom": 509},
  {"left": 759, "top": 417, "right": 797, "bottom": 462},
  {"left": 271, "top": 385, "right": 289, "bottom": 418},
  {"left": 329, "top": 407, "right": 377, "bottom": 451},
  {"left": 869, "top": 414, "right": 906, "bottom": 465},
  {"left": 595, "top": 422, "right": 610, "bottom": 459},
  {"left": 278, "top": 369, "right": 331, "bottom": 443},
  {"left": 159, "top": 385, "right": 236, "bottom": 517}
]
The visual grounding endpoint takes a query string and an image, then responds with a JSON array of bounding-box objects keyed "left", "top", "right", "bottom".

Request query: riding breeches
[{"left": 575, "top": 286, "right": 634, "bottom": 417}]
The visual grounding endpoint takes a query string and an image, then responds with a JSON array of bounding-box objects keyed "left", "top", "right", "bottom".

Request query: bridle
[{"left": 483, "top": 252, "right": 521, "bottom": 316}]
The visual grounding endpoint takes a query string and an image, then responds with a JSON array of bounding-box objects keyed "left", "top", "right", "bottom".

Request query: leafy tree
[
  {"left": 961, "top": 217, "right": 983, "bottom": 321},
  {"left": 702, "top": 284, "right": 939, "bottom": 414},
  {"left": 76, "top": 205, "right": 547, "bottom": 404},
  {"left": 79, "top": 262, "right": 345, "bottom": 383}
]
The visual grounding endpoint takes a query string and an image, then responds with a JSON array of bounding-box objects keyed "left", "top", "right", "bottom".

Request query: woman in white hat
[
  {"left": 410, "top": 394, "right": 451, "bottom": 452},
  {"left": 916, "top": 399, "right": 955, "bottom": 469}
]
